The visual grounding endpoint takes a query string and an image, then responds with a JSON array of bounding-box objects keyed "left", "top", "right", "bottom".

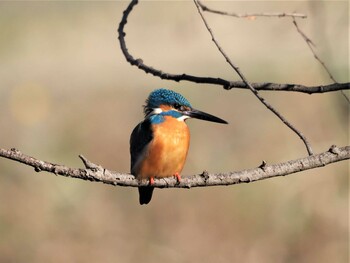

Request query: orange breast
[{"left": 137, "top": 116, "right": 190, "bottom": 179}]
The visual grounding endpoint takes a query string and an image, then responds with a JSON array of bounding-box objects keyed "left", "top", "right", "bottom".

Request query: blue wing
[
  {"left": 129, "top": 118, "right": 153, "bottom": 174},
  {"left": 130, "top": 118, "right": 155, "bottom": 205}
]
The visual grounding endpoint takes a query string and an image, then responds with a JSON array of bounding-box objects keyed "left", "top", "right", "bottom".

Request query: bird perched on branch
[{"left": 130, "top": 88, "right": 227, "bottom": 205}]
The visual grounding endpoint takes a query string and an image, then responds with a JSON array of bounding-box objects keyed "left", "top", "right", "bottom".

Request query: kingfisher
[{"left": 130, "top": 88, "right": 227, "bottom": 205}]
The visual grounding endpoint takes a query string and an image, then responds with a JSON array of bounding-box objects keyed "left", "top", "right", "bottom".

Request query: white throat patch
[{"left": 177, "top": 115, "right": 190, "bottom": 122}]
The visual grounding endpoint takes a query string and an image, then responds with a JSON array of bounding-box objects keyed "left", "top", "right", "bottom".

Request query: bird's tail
[{"left": 138, "top": 187, "right": 154, "bottom": 205}]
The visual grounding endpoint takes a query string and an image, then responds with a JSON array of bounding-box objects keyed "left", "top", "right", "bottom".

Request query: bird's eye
[{"left": 174, "top": 103, "right": 182, "bottom": 110}]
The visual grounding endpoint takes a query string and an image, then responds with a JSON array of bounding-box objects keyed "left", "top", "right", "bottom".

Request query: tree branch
[
  {"left": 292, "top": 17, "right": 350, "bottom": 103},
  {"left": 292, "top": 17, "right": 337, "bottom": 83},
  {"left": 197, "top": 1, "right": 307, "bottom": 19},
  {"left": 1, "top": 2, "right": 348, "bottom": 196},
  {"left": 117, "top": 0, "right": 349, "bottom": 94},
  {"left": 0, "top": 146, "right": 348, "bottom": 188},
  {"left": 193, "top": 0, "right": 314, "bottom": 156}
]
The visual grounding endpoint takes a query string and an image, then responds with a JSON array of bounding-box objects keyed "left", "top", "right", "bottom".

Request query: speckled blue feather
[
  {"left": 146, "top": 89, "right": 192, "bottom": 109},
  {"left": 149, "top": 110, "right": 183, "bottom": 124}
]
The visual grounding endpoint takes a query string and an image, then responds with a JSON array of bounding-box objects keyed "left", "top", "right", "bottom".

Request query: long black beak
[{"left": 183, "top": 108, "right": 228, "bottom": 124}]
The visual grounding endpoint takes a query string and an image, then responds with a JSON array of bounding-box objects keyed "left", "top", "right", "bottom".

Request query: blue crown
[{"left": 145, "top": 88, "right": 192, "bottom": 109}]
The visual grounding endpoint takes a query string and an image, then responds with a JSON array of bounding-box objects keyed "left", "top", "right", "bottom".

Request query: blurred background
[{"left": 0, "top": 1, "right": 348, "bottom": 263}]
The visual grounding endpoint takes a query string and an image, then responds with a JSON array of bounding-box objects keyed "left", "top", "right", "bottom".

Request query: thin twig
[
  {"left": 198, "top": 1, "right": 307, "bottom": 19},
  {"left": 292, "top": 18, "right": 350, "bottom": 103},
  {"left": 292, "top": 18, "right": 337, "bottom": 82},
  {"left": 0, "top": 147, "right": 348, "bottom": 188},
  {"left": 194, "top": 0, "right": 314, "bottom": 156},
  {"left": 340, "top": 91, "right": 350, "bottom": 103},
  {"left": 117, "top": 0, "right": 349, "bottom": 94}
]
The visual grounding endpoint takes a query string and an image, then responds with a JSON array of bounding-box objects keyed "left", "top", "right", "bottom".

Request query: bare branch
[
  {"left": 117, "top": 0, "right": 349, "bottom": 94},
  {"left": 193, "top": 0, "right": 314, "bottom": 156},
  {"left": 340, "top": 90, "right": 350, "bottom": 103},
  {"left": 0, "top": 146, "right": 349, "bottom": 188},
  {"left": 292, "top": 18, "right": 350, "bottom": 103},
  {"left": 292, "top": 18, "right": 337, "bottom": 83},
  {"left": 198, "top": 1, "right": 307, "bottom": 19},
  {"left": 224, "top": 82, "right": 349, "bottom": 94}
]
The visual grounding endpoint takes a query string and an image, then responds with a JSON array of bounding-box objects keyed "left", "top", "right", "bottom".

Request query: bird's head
[{"left": 144, "top": 88, "right": 228, "bottom": 124}]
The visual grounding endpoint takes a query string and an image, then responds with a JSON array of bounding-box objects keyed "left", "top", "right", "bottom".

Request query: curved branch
[
  {"left": 117, "top": 0, "right": 349, "bottom": 94},
  {"left": 0, "top": 146, "right": 349, "bottom": 188}
]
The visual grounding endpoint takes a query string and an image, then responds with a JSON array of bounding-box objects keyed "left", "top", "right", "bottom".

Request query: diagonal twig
[
  {"left": 117, "top": 0, "right": 349, "bottom": 94},
  {"left": 292, "top": 17, "right": 350, "bottom": 103},
  {"left": 194, "top": 0, "right": 314, "bottom": 156},
  {"left": 292, "top": 18, "right": 336, "bottom": 82}
]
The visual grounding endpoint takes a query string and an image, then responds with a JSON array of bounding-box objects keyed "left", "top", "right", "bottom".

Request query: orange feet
[
  {"left": 174, "top": 172, "right": 181, "bottom": 183},
  {"left": 149, "top": 177, "right": 155, "bottom": 185}
]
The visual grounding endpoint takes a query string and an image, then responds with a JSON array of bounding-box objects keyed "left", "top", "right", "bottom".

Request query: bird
[{"left": 130, "top": 88, "right": 227, "bottom": 205}]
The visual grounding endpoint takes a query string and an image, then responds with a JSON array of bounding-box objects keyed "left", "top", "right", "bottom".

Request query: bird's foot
[
  {"left": 174, "top": 172, "right": 181, "bottom": 183},
  {"left": 149, "top": 177, "right": 155, "bottom": 186}
]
